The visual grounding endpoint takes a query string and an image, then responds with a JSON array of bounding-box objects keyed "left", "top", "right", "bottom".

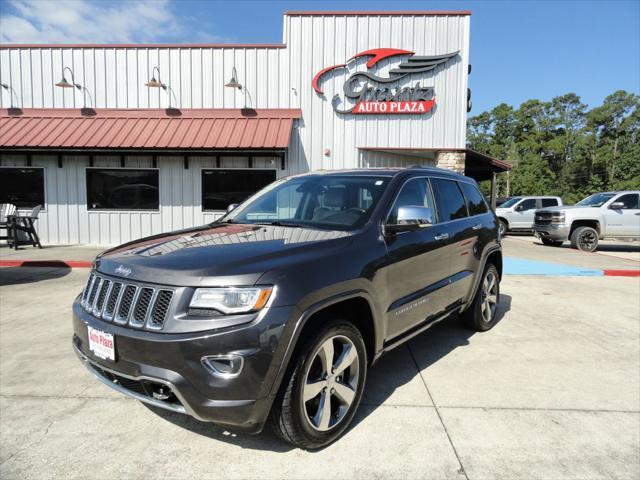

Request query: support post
[{"left": 490, "top": 172, "right": 497, "bottom": 211}]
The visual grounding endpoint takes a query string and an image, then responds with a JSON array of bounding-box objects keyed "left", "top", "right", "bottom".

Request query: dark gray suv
[{"left": 72, "top": 167, "right": 502, "bottom": 449}]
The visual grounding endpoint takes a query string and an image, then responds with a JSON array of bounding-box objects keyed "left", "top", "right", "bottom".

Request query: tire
[
  {"left": 541, "top": 238, "right": 563, "bottom": 247},
  {"left": 498, "top": 219, "right": 508, "bottom": 238},
  {"left": 570, "top": 226, "right": 599, "bottom": 252},
  {"left": 463, "top": 263, "right": 500, "bottom": 332},
  {"left": 270, "top": 320, "right": 367, "bottom": 450}
]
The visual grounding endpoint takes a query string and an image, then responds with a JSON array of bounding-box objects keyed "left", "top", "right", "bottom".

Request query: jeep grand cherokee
[{"left": 72, "top": 167, "right": 503, "bottom": 449}]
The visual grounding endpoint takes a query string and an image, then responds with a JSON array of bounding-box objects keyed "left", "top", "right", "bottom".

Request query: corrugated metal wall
[
  {"left": 0, "top": 154, "right": 278, "bottom": 245},
  {"left": 0, "top": 12, "right": 470, "bottom": 245}
]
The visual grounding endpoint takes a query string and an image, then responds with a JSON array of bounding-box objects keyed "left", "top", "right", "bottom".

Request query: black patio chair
[{"left": 9, "top": 205, "right": 43, "bottom": 249}]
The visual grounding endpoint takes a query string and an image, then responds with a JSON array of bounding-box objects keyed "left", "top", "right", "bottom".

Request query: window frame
[
  {"left": 458, "top": 180, "right": 490, "bottom": 217},
  {"left": 611, "top": 193, "right": 640, "bottom": 210},
  {"left": 85, "top": 166, "right": 160, "bottom": 212},
  {"left": 429, "top": 177, "right": 470, "bottom": 223},
  {"left": 540, "top": 198, "right": 560, "bottom": 208},
  {"left": 383, "top": 176, "right": 438, "bottom": 226},
  {"left": 200, "top": 167, "right": 279, "bottom": 213},
  {"left": 516, "top": 198, "right": 538, "bottom": 211},
  {"left": 0, "top": 166, "right": 47, "bottom": 211}
]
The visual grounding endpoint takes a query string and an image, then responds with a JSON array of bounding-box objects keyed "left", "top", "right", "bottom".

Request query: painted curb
[
  {"left": 0, "top": 260, "right": 93, "bottom": 268},
  {"left": 603, "top": 269, "right": 640, "bottom": 277}
]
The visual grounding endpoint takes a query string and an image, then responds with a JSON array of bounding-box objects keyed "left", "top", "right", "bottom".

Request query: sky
[{"left": 0, "top": 0, "right": 638, "bottom": 114}]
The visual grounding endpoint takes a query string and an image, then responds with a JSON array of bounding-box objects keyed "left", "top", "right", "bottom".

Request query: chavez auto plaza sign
[{"left": 312, "top": 48, "right": 458, "bottom": 114}]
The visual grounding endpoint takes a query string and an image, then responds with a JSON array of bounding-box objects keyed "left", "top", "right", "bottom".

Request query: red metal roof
[{"left": 0, "top": 108, "right": 301, "bottom": 151}]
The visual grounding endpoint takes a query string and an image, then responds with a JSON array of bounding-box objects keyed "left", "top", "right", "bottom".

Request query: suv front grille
[{"left": 81, "top": 273, "right": 174, "bottom": 331}]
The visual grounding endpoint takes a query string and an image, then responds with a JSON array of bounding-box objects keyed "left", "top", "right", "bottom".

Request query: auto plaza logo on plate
[{"left": 312, "top": 48, "right": 459, "bottom": 115}]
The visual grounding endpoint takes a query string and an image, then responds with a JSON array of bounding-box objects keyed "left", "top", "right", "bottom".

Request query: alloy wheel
[
  {"left": 579, "top": 230, "right": 597, "bottom": 251},
  {"left": 302, "top": 335, "right": 360, "bottom": 432},
  {"left": 480, "top": 270, "right": 498, "bottom": 323}
]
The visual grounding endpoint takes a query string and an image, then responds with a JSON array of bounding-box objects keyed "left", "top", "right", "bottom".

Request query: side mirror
[
  {"left": 515, "top": 205, "right": 524, "bottom": 212},
  {"left": 226, "top": 203, "right": 239, "bottom": 212},
  {"left": 386, "top": 206, "right": 434, "bottom": 233},
  {"left": 609, "top": 201, "right": 625, "bottom": 210}
]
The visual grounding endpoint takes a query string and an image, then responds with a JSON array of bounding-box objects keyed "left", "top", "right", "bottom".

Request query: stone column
[{"left": 435, "top": 151, "right": 466, "bottom": 174}]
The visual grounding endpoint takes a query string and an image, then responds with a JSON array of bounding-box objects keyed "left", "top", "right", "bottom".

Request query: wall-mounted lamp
[
  {"left": 224, "top": 67, "right": 252, "bottom": 109},
  {"left": 0, "top": 82, "right": 19, "bottom": 108},
  {"left": 55, "top": 67, "right": 93, "bottom": 108},
  {"left": 145, "top": 66, "right": 178, "bottom": 109},
  {"left": 224, "top": 67, "right": 242, "bottom": 90}
]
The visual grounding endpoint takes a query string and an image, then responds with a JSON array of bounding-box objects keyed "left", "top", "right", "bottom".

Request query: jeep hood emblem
[{"left": 115, "top": 265, "right": 132, "bottom": 277}]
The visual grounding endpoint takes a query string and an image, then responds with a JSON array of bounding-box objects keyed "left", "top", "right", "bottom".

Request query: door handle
[
  {"left": 434, "top": 233, "right": 449, "bottom": 241},
  {"left": 472, "top": 224, "right": 482, "bottom": 230},
  {"left": 635, "top": 213, "right": 640, "bottom": 216}
]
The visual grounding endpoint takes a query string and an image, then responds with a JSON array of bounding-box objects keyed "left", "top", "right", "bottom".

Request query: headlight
[
  {"left": 550, "top": 214, "right": 565, "bottom": 224},
  {"left": 189, "top": 287, "right": 273, "bottom": 314}
]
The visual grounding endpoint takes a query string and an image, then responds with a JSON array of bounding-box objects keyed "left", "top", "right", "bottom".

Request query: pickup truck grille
[
  {"left": 534, "top": 211, "right": 554, "bottom": 226},
  {"left": 80, "top": 273, "right": 174, "bottom": 331}
]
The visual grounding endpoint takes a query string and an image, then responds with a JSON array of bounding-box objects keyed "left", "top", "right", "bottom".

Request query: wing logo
[{"left": 312, "top": 48, "right": 459, "bottom": 115}]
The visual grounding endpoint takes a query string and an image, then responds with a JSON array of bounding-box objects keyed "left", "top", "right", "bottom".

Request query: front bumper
[
  {"left": 533, "top": 223, "right": 570, "bottom": 242},
  {"left": 72, "top": 299, "right": 298, "bottom": 433}
]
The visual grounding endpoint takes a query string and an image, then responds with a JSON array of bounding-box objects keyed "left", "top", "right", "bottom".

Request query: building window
[
  {"left": 86, "top": 169, "right": 159, "bottom": 210},
  {"left": 0, "top": 167, "right": 45, "bottom": 208},
  {"left": 202, "top": 169, "right": 277, "bottom": 211}
]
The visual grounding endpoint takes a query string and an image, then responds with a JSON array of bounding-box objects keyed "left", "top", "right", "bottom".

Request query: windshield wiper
[{"left": 257, "top": 220, "right": 309, "bottom": 228}]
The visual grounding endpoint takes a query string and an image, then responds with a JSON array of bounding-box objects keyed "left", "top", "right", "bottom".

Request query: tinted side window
[
  {"left": 519, "top": 198, "right": 537, "bottom": 210},
  {"left": 387, "top": 178, "right": 435, "bottom": 224},
  {"left": 0, "top": 168, "right": 45, "bottom": 208},
  {"left": 431, "top": 178, "right": 468, "bottom": 222},
  {"left": 615, "top": 194, "right": 639, "bottom": 209},
  {"left": 541, "top": 198, "right": 559, "bottom": 207},
  {"left": 459, "top": 181, "right": 489, "bottom": 216},
  {"left": 86, "top": 169, "right": 159, "bottom": 210}
]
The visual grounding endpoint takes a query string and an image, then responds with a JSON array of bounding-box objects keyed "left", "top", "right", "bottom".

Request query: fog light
[{"left": 202, "top": 355, "right": 244, "bottom": 378}]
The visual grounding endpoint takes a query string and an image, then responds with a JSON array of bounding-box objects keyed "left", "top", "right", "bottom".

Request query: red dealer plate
[{"left": 87, "top": 325, "right": 115, "bottom": 361}]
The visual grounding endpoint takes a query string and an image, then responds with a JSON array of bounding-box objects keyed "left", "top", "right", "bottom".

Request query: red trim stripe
[
  {"left": 0, "top": 260, "right": 92, "bottom": 268},
  {"left": 603, "top": 269, "right": 640, "bottom": 277}
]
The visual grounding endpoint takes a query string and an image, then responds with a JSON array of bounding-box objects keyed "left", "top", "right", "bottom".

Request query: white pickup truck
[{"left": 533, "top": 191, "right": 640, "bottom": 251}]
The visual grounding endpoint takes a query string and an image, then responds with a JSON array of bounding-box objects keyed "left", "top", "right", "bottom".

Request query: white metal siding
[
  {"left": 0, "top": 13, "right": 470, "bottom": 245},
  {"left": 0, "top": 154, "right": 280, "bottom": 245}
]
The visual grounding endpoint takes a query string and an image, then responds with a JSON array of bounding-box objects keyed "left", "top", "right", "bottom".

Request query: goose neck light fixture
[
  {"left": 224, "top": 67, "right": 242, "bottom": 90},
  {"left": 55, "top": 67, "right": 93, "bottom": 108},
  {"left": 146, "top": 66, "right": 177, "bottom": 108},
  {"left": 1, "top": 82, "right": 19, "bottom": 108},
  {"left": 225, "top": 67, "right": 253, "bottom": 109}
]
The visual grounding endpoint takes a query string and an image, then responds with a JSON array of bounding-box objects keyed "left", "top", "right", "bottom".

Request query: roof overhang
[
  {"left": 358, "top": 147, "right": 511, "bottom": 181},
  {"left": 0, "top": 108, "right": 301, "bottom": 152}
]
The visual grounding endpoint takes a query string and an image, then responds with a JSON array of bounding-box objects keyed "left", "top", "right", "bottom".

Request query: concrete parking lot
[{"left": 1, "top": 239, "right": 639, "bottom": 479}]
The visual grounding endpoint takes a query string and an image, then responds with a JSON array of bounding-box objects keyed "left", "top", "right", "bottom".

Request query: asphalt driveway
[{"left": 0, "top": 245, "right": 639, "bottom": 479}]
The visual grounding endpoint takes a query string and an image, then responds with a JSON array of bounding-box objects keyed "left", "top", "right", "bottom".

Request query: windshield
[
  {"left": 499, "top": 197, "right": 521, "bottom": 208},
  {"left": 576, "top": 193, "right": 615, "bottom": 207},
  {"left": 220, "top": 175, "right": 391, "bottom": 230}
]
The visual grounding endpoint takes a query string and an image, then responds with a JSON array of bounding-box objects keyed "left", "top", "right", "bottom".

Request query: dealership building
[{"left": 0, "top": 10, "right": 509, "bottom": 246}]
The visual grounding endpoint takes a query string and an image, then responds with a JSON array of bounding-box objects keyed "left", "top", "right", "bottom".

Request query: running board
[{"left": 381, "top": 307, "right": 458, "bottom": 353}]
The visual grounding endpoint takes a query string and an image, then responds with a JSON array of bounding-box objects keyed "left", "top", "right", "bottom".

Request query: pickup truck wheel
[
  {"left": 463, "top": 263, "right": 500, "bottom": 332},
  {"left": 498, "top": 220, "right": 508, "bottom": 238},
  {"left": 541, "top": 238, "right": 563, "bottom": 247},
  {"left": 270, "top": 320, "right": 367, "bottom": 450},
  {"left": 570, "top": 226, "right": 599, "bottom": 252}
]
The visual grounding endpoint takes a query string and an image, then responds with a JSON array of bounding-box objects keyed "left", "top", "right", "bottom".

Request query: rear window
[
  {"left": 431, "top": 178, "right": 468, "bottom": 222},
  {"left": 541, "top": 198, "right": 559, "bottom": 207},
  {"left": 459, "top": 182, "right": 489, "bottom": 216}
]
